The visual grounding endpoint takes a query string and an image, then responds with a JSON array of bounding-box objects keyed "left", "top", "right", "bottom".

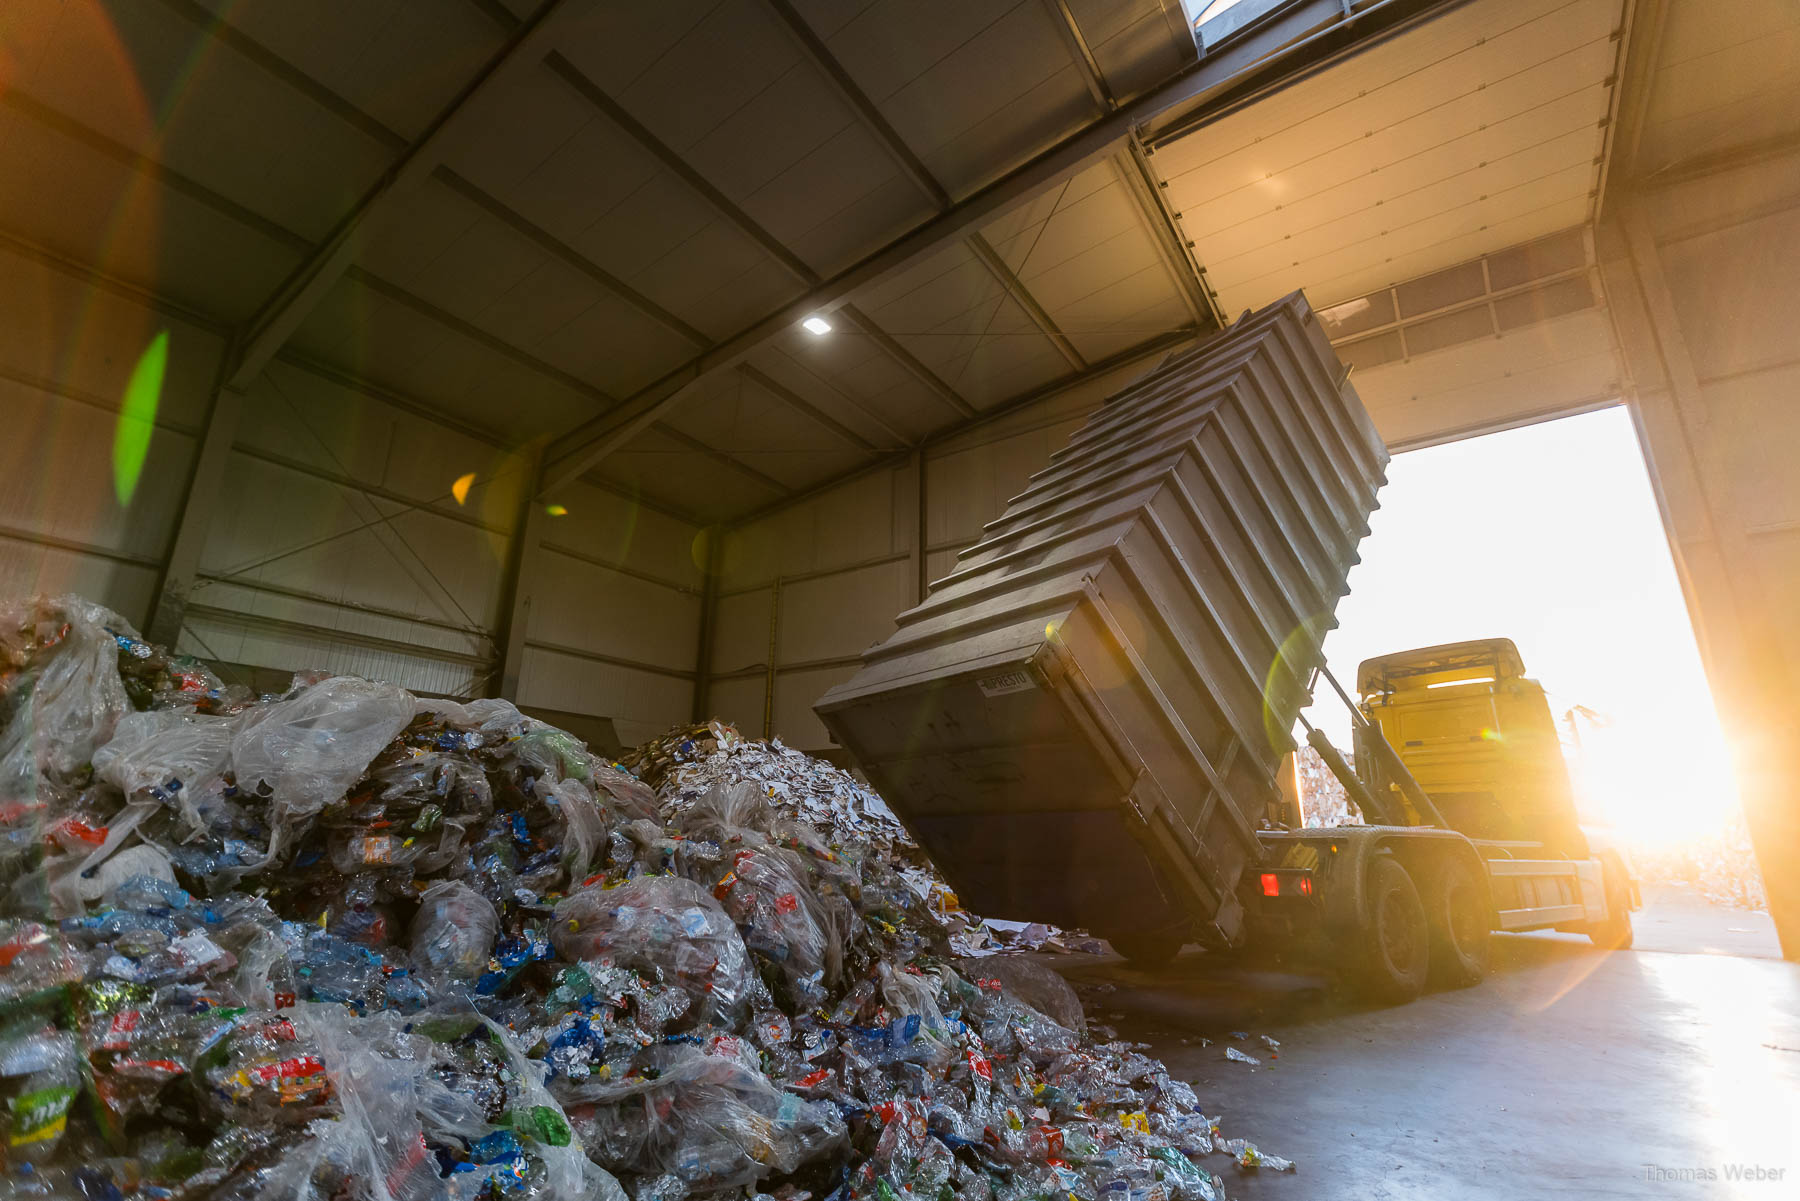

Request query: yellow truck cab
[{"left": 1355, "top": 638, "right": 1588, "bottom": 857}]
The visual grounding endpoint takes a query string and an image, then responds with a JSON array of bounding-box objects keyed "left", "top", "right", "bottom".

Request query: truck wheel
[
  {"left": 1425, "top": 857, "right": 1490, "bottom": 989},
  {"left": 1106, "top": 928, "right": 1186, "bottom": 970},
  {"left": 1355, "top": 857, "right": 1429, "bottom": 1004},
  {"left": 1587, "top": 867, "right": 1634, "bottom": 951}
]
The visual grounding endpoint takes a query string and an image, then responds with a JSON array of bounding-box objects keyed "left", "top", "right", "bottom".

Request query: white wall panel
[
  {"left": 0, "top": 545, "right": 160, "bottom": 628},
  {"left": 778, "top": 560, "right": 912, "bottom": 665},
  {"left": 528, "top": 548, "right": 701, "bottom": 669},
  {"left": 549, "top": 481, "right": 707, "bottom": 592},
  {"left": 0, "top": 244, "right": 226, "bottom": 430},
  {"left": 712, "top": 588, "right": 775, "bottom": 678},
  {"left": 1351, "top": 308, "right": 1623, "bottom": 450},
  {"left": 1598, "top": 151, "right": 1800, "bottom": 953},
  {"left": 773, "top": 664, "right": 860, "bottom": 751},
  {"left": 708, "top": 676, "right": 769, "bottom": 740},
  {"left": 516, "top": 644, "right": 695, "bottom": 749},
  {"left": 199, "top": 453, "right": 505, "bottom": 632},
  {"left": 0, "top": 245, "right": 218, "bottom": 627},
  {"left": 721, "top": 463, "right": 907, "bottom": 593}
]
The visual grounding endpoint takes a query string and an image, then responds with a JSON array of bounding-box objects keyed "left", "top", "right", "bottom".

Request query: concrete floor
[{"left": 1052, "top": 895, "right": 1800, "bottom": 1199}]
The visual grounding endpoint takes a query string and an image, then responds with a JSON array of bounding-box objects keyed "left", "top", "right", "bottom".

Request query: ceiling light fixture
[{"left": 802, "top": 315, "right": 832, "bottom": 336}]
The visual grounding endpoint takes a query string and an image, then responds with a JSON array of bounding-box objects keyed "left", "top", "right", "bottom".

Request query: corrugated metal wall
[
  {"left": 1, "top": 241, "right": 703, "bottom": 741},
  {"left": 0, "top": 241, "right": 215, "bottom": 624},
  {"left": 515, "top": 483, "right": 704, "bottom": 748},
  {"left": 183, "top": 359, "right": 522, "bottom": 698}
]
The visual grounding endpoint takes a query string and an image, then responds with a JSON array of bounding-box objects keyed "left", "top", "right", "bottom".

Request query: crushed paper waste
[{"left": 0, "top": 594, "right": 1295, "bottom": 1200}]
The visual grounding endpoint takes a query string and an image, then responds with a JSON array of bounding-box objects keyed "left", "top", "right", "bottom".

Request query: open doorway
[{"left": 1300, "top": 405, "right": 1773, "bottom": 956}]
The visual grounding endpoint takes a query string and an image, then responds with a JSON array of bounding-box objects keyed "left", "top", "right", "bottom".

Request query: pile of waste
[
  {"left": 1295, "top": 748, "right": 1358, "bottom": 829},
  {"left": 1, "top": 595, "right": 1290, "bottom": 1200}
]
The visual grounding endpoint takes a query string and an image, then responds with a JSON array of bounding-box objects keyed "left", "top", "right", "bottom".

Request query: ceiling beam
[
  {"left": 1040, "top": 0, "right": 1117, "bottom": 112},
  {"left": 762, "top": 0, "right": 951, "bottom": 211},
  {"left": 835, "top": 304, "right": 976, "bottom": 419},
  {"left": 763, "top": 0, "right": 1084, "bottom": 384},
  {"left": 1113, "top": 136, "right": 1220, "bottom": 327},
  {"left": 433, "top": 167, "right": 710, "bottom": 347},
  {"left": 724, "top": 325, "right": 1200, "bottom": 531},
  {"left": 737, "top": 364, "right": 890, "bottom": 453},
  {"left": 229, "top": 0, "right": 590, "bottom": 391},
  {"left": 541, "top": 0, "right": 1474, "bottom": 495},
  {"left": 535, "top": 41, "right": 972, "bottom": 451},
  {"left": 1599, "top": 0, "right": 1669, "bottom": 209},
  {"left": 651, "top": 423, "right": 792, "bottom": 496},
  {"left": 765, "top": 346, "right": 914, "bottom": 448},
  {"left": 964, "top": 234, "right": 1088, "bottom": 370}
]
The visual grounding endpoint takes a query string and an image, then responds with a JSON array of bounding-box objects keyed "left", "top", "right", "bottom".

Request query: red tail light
[{"left": 1260, "top": 873, "right": 1280, "bottom": 897}]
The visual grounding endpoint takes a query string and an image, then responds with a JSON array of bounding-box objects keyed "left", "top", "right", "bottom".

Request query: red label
[
  {"left": 115, "top": 1058, "right": 185, "bottom": 1077},
  {"left": 251, "top": 1055, "right": 322, "bottom": 1083},
  {"left": 102, "top": 1010, "right": 141, "bottom": 1050},
  {"left": 796, "top": 1069, "right": 829, "bottom": 1088},
  {"left": 775, "top": 893, "right": 799, "bottom": 915},
  {"left": 274, "top": 992, "right": 296, "bottom": 1010},
  {"left": 54, "top": 819, "right": 108, "bottom": 846},
  {"left": 967, "top": 1051, "right": 993, "bottom": 1082}
]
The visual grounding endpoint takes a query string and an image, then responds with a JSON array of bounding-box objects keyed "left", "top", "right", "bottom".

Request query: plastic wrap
[
  {"left": 552, "top": 876, "right": 751, "bottom": 1025},
  {"left": 564, "top": 1045, "right": 845, "bottom": 1191},
  {"left": 545, "top": 777, "right": 607, "bottom": 877},
  {"left": 409, "top": 880, "right": 498, "bottom": 980},
  {"left": 230, "top": 676, "right": 415, "bottom": 821},
  {"left": 0, "top": 595, "right": 135, "bottom": 794},
  {"left": 956, "top": 953, "right": 1087, "bottom": 1035},
  {"left": 92, "top": 709, "right": 236, "bottom": 815},
  {"left": 711, "top": 844, "right": 838, "bottom": 1004},
  {"left": 291, "top": 1005, "right": 440, "bottom": 1201}
]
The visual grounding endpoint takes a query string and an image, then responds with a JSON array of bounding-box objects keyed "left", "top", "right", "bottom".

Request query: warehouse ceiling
[
  {"left": 1145, "top": 0, "right": 1622, "bottom": 313},
  {"left": 1615, "top": 0, "right": 1800, "bottom": 185},
  {"left": 4, "top": 0, "right": 1738, "bottom": 530}
]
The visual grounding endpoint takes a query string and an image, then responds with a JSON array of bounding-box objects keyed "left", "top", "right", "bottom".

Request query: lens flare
[
  {"left": 450, "top": 472, "right": 475, "bottom": 505},
  {"left": 113, "top": 329, "right": 168, "bottom": 506},
  {"left": 544, "top": 504, "right": 568, "bottom": 517}
]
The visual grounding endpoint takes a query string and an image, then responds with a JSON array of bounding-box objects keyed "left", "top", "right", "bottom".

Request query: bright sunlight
[{"left": 1304, "top": 406, "right": 1739, "bottom": 849}]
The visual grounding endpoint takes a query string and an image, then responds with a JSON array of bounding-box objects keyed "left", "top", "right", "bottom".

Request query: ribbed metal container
[{"left": 815, "top": 292, "right": 1387, "bottom": 947}]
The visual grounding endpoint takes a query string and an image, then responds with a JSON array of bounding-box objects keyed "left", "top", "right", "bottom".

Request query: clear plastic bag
[
  {"left": 409, "top": 880, "right": 498, "bottom": 981},
  {"left": 544, "top": 777, "right": 607, "bottom": 878},
  {"left": 94, "top": 708, "right": 236, "bottom": 831},
  {"left": 289, "top": 1005, "right": 441, "bottom": 1201},
  {"left": 552, "top": 875, "right": 752, "bottom": 1025},
  {"left": 711, "top": 844, "right": 838, "bottom": 1004},
  {"left": 0, "top": 594, "right": 135, "bottom": 794},
  {"left": 229, "top": 676, "right": 415, "bottom": 821},
  {"left": 955, "top": 953, "right": 1086, "bottom": 1035},
  {"left": 563, "top": 1044, "right": 845, "bottom": 1192}
]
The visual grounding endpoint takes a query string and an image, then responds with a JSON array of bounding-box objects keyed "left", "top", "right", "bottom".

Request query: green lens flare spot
[
  {"left": 544, "top": 503, "right": 568, "bottom": 517},
  {"left": 113, "top": 329, "right": 169, "bottom": 506}
]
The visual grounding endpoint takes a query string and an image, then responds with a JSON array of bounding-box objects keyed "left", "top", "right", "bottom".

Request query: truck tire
[
  {"left": 1106, "top": 928, "right": 1186, "bottom": 970},
  {"left": 1586, "top": 865, "right": 1635, "bottom": 950},
  {"left": 1425, "top": 857, "right": 1490, "bottom": 989},
  {"left": 1354, "top": 856, "right": 1429, "bottom": 1004}
]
